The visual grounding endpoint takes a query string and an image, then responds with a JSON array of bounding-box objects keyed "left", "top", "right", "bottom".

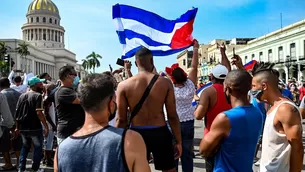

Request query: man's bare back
[{"left": 116, "top": 72, "right": 171, "bottom": 127}]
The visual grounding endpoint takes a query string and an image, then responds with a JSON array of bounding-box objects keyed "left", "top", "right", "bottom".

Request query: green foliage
[{"left": 81, "top": 51, "right": 102, "bottom": 73}]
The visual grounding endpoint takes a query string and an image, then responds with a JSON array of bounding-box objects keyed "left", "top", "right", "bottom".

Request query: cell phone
[
  {"left": 116, "top": 58, "right": 125, "bottom": 67},
  {"left": 233, "top": 48, "right": 235, "bottom": 56}
]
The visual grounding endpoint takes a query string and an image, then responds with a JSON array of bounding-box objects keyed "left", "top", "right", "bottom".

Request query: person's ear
[{"left": 262, "top": 83, "right": 267, "bottom": 91}]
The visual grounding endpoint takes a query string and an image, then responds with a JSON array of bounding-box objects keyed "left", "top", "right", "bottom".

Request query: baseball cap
[
  {"left": 211, "top": 65, "right": 228, "bottom": 80},
  {"left": 28, "top": 77, "right": 45, "bottom": 86}
]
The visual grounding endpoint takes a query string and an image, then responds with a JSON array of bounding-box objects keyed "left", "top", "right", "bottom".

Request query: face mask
[
  {"left": 108, "top": 101, "right": 117, "bottom": 121},
  {"left": 224, "top": 88, "right": 231, "bottom": 105},
  {"left": 250, "top": 89, "right": 264, "bottom": 101},
  {"left": 72, "top": 76, "right": 80, "bottom": 87}
]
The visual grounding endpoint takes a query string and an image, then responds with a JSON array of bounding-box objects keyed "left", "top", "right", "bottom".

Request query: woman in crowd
[
  {"left": 165, "top": 40, "right": 199, "bottom": 172},
  {"left": 290, "top": 83, "right": 300, "bottom": 105}
]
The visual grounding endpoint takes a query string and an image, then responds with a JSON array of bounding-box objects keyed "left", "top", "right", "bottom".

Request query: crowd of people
[{"left": 0, "top": 39, "right": 304, "bottom": 172}]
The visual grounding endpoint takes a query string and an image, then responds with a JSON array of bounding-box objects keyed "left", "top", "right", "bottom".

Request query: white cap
[{"left": 211, "top": 65, "right": 228, "bottom": 79}]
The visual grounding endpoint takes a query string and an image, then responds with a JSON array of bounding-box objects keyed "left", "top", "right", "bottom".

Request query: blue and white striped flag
[{"left": 112, "top": 4, "right": 198, "bottom": 59}]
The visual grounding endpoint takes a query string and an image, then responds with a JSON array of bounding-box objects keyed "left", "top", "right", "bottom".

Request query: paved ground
[{"left": 2, "top": 120, "right": 305, "bottom": 172}]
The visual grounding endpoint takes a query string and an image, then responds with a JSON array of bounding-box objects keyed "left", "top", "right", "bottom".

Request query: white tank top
[{"left": 260, "top": 101, "right": 301, "bottom": 172}]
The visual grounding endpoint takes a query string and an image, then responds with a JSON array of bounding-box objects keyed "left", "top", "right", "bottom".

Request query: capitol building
[{"left": 0, "top": 0, "right": 86, "bottom": 79}]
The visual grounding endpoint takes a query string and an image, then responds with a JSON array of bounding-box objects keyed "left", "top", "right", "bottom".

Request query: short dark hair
[
  {"left": 272, "top": 69, "right": 279, "bottom": 78},
  {"left": 78, "top": 74, "right": 115, "bottom": 112},
  {"left": 14, "top": 76, "right": 22, "bottom": 83},
  {"left": 39, "top": 73, "right": 49, "bottom": 79},
  {"left": 172, "top": 68, "right": 187, "bottom": 84},
  {"left": 59, "top": 66, "right": 75, "bottom": 80},
  {"left": 252, "top": 62, "right": 278, "bottom": 87},
  {"left": 0, "top": 77, "right": 10, "bottom": 89},
  {"left": 135, "top": 47, "right": 152, "bottom": 59},
  {"left": 225, "top": 69, "right": 252, "bottom": 94}
]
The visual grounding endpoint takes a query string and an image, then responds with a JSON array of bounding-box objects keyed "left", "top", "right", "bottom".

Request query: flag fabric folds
[{"left": 112, "top": 4, "right": 198, "bottom": 59}]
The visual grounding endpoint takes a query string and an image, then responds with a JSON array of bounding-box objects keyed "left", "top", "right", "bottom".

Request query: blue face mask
[
  {"left": 72, "top": 76, "right": 80, "bottom": 87},
  {"left": 250, "top": 89, "right": 264, "bottom": 100}
]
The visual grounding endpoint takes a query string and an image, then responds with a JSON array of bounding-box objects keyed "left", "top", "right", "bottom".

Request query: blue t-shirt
[
  {"left": 252, "top": 98, "right": 266, "bottom": 121},
  {"left": 214, "top": 105, "right": 263, "bottom": 172},
  {"left": 282, "top": 88, "right": 293, "bottom": 100}
]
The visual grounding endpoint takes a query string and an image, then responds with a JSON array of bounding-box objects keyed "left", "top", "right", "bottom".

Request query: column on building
[
  {"left": 62, "top": 33, "right": 65, "bottom": 45},
  {"left": 53, "top": 30, "right": 56, "bottom": 41},
  {"left": 29, "top": 29, "right": 32, "bottom": 41},
  {"left": 46, "top": 29, "right": 48, "bottom": 41},
  {"left": 57, "top": 32, "right": 60, "bottom": 43}
]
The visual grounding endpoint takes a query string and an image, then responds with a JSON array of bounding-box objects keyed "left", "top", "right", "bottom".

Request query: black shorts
[
  {"left": 0, "top": 127, "right": 10, "bottom": 152},
  {"left": 131, "top": 125, "right": 175, "bottom": 171}
]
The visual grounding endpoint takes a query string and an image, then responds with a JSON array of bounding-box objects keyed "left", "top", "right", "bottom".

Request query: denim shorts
[{"left": 44, "top": 132, "right": 55, "bottom": 150}]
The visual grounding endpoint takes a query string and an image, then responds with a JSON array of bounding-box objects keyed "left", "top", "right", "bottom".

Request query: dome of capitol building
[
  {"left": 27, "top": 0, "right": 59, "bottom": 17},
  {"left": 0, "top": 0, "right": 87, "bottom": 80}
]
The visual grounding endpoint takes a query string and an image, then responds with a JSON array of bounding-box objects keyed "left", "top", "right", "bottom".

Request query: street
[{"left": 1, "top": 120, "right": 305, "bottom": 172}]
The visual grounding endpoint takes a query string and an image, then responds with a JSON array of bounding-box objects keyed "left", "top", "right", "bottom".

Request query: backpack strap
[
  {"left": 121, "top": 129, "right": 129, "bottom": 172},
  {"left": 126, "top": 74, "right": 159, "bottom": 129}
]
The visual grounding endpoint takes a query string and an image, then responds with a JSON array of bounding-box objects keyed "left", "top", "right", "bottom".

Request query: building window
[
  {"left": 290, "top": 43, "right": 296, "bottom": 58},
  {"left": 187, "top": 59, "right": 192, "bottom": 68},
  {"left": 43, "top": 17, "right": 46, "bottom": 23},
  {"left": 245, "top": 56, "right": 248, "bottom": 63},
  {"left": 183, "top": 59, "right": 186, "bottom": 66},
  {"left": 55, "top": 19, "right": 57, "bottom": 24},
  {"left": 278, "top": 46, "right": 283, "bottom": 61},
  {"left": 49, "top": 18, "right": 52, "bottom": 23},
  {"left": 259, "top": 52, "right": 263, "bottom": 61},
  {"left": 252, "top": 54, "right": 255, "bottom": 60},
  {"left": 268, "top": 49, "right": 273, "bottom": 61},
  {"left": 31, "top": 18, "right": 33, "bottom": 23},
  {"left": 36, "top": 17, "right": 39, "bottom": 22}
]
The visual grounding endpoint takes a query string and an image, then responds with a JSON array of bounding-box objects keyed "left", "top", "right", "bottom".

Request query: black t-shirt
[
  {"left": 16, "top": 91, "right": 43, "bottom": 131},
  {"left": 55, "top": 86, "right": 85, "bottom": 139}
]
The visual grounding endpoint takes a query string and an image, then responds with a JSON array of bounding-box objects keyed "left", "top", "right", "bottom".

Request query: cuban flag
[
  {"left": 244, "top": 60, "right": 257, "bottom": 71},
  {"left": 112, "top": 4, "right": 198, "bottom": 59},
  {"left": 192, "top": 60, "right": 257, "bottom": 106}
]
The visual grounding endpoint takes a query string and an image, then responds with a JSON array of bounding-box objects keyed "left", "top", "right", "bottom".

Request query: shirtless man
[
  {"left": 251, "top": 62, "right": 303, "bottom": 172},
  {"left": 116, "top": 47, "right": 181, "bottom": 172}
]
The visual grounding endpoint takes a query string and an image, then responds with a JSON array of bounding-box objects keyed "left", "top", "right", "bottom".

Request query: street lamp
[{"left": 285, "top": 55, "right": 292, "bottom": 80}]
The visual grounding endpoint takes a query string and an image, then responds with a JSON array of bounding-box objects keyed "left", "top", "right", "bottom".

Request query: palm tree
[
  {"left": 0, "top": 42, "right": 11, "bottom": 58},
  {"left": 16, "top": 41, "right": 30, "bottom": 72},
  {"left": 86, "top": 51, "right": 102, "bottom": 73},
  {"left": 81, "top": 59, "right": 89, "bottom": 71},
  {"left": 0, "top": 42, "right": 11, "bottom": 76}
]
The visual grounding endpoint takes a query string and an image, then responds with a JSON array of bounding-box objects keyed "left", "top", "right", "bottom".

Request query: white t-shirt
[{"left": 174, "top": 79, "right": 196, "bottom": 122}]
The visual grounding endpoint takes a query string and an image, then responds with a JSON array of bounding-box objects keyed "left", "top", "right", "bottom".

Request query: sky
[{"left": 0, "top": 0, "right": 305, "bottom": 74}]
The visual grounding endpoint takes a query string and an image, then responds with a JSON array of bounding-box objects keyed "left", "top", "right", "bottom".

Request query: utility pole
[{"left": 280, "top": 13, "right": 283, "bottom": 31}]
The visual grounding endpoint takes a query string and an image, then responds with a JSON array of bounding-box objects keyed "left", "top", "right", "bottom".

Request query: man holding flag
[{"left": 113, "top": 4, "right": 199, "bottom": 171}]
